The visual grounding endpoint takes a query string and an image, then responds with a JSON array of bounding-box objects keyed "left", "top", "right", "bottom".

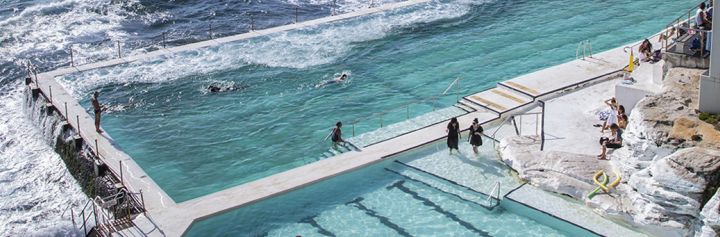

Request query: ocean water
[{"left": 0, "top": 0, "right": 697, "bottom": 235}]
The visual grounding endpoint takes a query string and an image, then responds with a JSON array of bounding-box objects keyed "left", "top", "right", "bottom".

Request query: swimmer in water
[
  {"left": 316, "top": 73, "right": 350, "bottom": 88},
  {"left": 207, "top": 82, "right": 248, "bottom": 93}
]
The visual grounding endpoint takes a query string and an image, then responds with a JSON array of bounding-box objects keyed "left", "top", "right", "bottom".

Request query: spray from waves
[
  {"left": 0, "top": 0, "right": 168, "bottom": 72},
  {"left": 56, "top": 0, "right": 485, "bottom": 97},
  {"left": 0, "top": 82, "right": 87, "bottom": 236}
]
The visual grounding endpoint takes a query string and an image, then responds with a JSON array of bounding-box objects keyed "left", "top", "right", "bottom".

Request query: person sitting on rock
[
  {"left": 618, "top": 114, "right": 628, "bottom": 130},
  {"left": 598, "top": 123, "right": 622, "bottom": 160}
]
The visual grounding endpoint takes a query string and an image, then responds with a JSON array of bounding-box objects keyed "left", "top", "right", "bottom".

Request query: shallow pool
[
  {"left": 58, "top": 0, "right": 695, "bottom": 202},
  {"left": 184, "top": 140, "right": 599, "bottom": 236}
]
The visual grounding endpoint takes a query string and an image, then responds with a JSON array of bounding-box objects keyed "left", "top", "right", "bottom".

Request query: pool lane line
[
  {"left": 345, "top": 197, "right": 413, "bottom": 237},
  {"left": 388, "top": 181, "right": 492, "bottom": 237},
  {"left": 393, "top": 160, "right": 501, "bottom": 205},
  {"left": 384, "top": 167, "right": 495, "bottom": 210}
]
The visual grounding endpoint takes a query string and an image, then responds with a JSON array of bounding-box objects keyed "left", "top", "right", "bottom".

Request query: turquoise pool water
[
  {"left": 184, "top": 140, "right": 600, "bottom": 236},
  {"left": 58, "top": 0, "right": 696, "bottom": 202}
]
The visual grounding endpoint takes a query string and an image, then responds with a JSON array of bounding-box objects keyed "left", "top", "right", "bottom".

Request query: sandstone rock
[{"left": 500, "top": 67, "right": 720, "bottom": 237}]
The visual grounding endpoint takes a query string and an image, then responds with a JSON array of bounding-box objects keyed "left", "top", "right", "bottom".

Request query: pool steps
[{"left": 284, "top": 164, "right": 503, "bottom": 237}]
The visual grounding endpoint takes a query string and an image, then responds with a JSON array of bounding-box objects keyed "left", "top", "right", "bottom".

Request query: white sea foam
[
  {"left": 0, "top": 83, "right": 87, "bottom": 236},
  {"left": 57, "top": 0, "right": 482, "bottom": 97},
  {"left": 0, "top": 0, "right": 167, "bottom": 69}
]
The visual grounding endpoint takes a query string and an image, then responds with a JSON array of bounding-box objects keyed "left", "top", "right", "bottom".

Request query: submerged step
[
  {"left": 314, "top": 203, "right": 399, "bottom": 236},
  {"left": 357, "top": 180, "right": 488, "bottom": 236},
  {"left": 386, "top": 162, "right": 495, "bottom": 208}
]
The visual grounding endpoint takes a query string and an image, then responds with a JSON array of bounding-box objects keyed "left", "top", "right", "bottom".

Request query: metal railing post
[
  {"left": 519, "top": 115, "right": 523, "bottom": 135},
  {"left": 332, "top": 0, "right": 337, "bottom": 15},
  {"left": 95, "top": 139, "right": 99, "bottom": 157},
  {"left": 92, "top": 203, "right": 99, "bottom": 231},
  {"left": 140, "top": 189, "right": 146, "bottom": 213},
  {"left": 540, "top": 100, "right": 545, "bottom": 151},
  {"left": 76, "top": 115, "right": 80, "bottom": 135},
  {"left": 49, "top": 86, "right": 52, "bottom": 103},
  {"left": 209, "top": 23, "right": 213, "bottom": 39},
  {"left": 295, "top": 6, "right": 299, "bottom": 23},
  {"left": 71, "top": 209, "right": 75, "bottom": 225},
  {"left": 251, "top": 16, "right": 255, "bottom": 31},
  {"left": 119, "top": 160, "right": 123, "bottom": 184},
  {"left": 116, "top": 41, "right": 122, "bottom": 58},
  {"left": 535, "top": 113, "right": 539, "bottom": 136},
  {"left": 33, "top": 66, "right": 38, "bottom": 87},
  {"left": 64, "top": 102, "right": 68, "bottom": 120},
  {"left": 496, "top": 181, "right": 500, "bottom": 206},
  {"left": 69, "top": 46, "right": 74, "bottom": 67},
  {"left": 162, "top": 32, "right": 166, "bottom": 48},
  {"left": 82, "top": 211, "right": 87, "bottom": 235}
]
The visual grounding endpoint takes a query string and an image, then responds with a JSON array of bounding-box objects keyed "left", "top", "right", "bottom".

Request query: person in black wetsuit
[
  {"left": 446, "top": 117, "right": 460, "bottom": 154},
  {"left": 468, "top": 118, "right": 483, "bottom": 155},
  {"left": 91, "top": 91, "right": 104, "bottom": 133},
  {"left": 331, "top": 121, "right": 344, "bottom": 149}
]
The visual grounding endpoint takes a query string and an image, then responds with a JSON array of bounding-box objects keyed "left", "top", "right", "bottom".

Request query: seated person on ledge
[
  {"left": 638, "top": 39, "right": 653, "bottom": 62},
  {"left": 598, "top": 123, "right": 622, "bottom": 160}
]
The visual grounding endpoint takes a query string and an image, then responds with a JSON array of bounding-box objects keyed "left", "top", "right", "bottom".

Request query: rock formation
[{"left": 500, "top": 68, "right": 720, "bottom": 237}]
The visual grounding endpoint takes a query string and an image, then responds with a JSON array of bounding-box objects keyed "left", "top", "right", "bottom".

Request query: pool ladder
[
  {"left": 486, "top": 181, "right": 501, "bottom": 207},
  {"left": 576, "top": 40, "right": 593, "bottom": 60}
]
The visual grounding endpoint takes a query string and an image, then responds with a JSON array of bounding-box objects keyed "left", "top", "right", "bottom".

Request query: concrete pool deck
[{"left": 28, "top": 4, "right": 665, "bottom": 235}]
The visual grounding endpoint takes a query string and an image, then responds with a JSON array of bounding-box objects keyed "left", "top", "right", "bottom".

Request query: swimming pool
[
  {"left": 56, "top": 0, "right": 696, "bottom": 202},
  {"left": 183, "top": 139, "right": 605, "bottom": 236}
]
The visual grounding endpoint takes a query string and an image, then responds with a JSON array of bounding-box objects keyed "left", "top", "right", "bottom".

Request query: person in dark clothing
[
  {"left": 446, "top": 117, "right": 460, "bottom": 154},
  {"left": 468, "top": 118, "right": 483, "bottom": 154},
  {"left": 331, "top": 121, "right": 344, "bottom": 149},
  {"left": 91, "top": 91, "right": 104, "bottom": 133},
  {"left": 598, "top": 123, "right": 623, "bottom": 160}
]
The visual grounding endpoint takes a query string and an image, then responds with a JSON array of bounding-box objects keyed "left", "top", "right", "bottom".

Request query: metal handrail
[
  {"left": 348, "top": 78, "right": 466, "bottom": 136},
  {"left": 663, "top": 0, "right": 712, "bottom": 50},
  {"left": 576, "top": 40, "right": 593, "bottom": 60},
  {"left": 485, "top": 181, "right": 500, "bottom": 206}
]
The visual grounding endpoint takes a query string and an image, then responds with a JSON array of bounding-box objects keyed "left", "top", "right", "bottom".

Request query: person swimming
[
  {"left": 207, "top": 82, "right": 248, "bottom": 93},
  {"left": 316, "top": 72, "right": 351, "bottom": 88}
]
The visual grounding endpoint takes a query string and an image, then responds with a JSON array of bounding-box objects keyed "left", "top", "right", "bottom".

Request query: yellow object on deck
[
  {"left": 591, "top": 169, "right": 622, "bottom": 194},
  {"left": 626, "top": 51, "right": 635, "bottom": 73}
]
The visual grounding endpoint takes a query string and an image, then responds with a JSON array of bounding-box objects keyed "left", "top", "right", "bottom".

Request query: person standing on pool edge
[
  {"left": 331, "top": 121, "right": 344, "bottom": 149},
  {"left": 91, "top": 91, "right": 104, "bottom": 133},
  {"left": 446, "top": 117, "right": 460, "bottom": 154},
  {"left": 468, "top": 118, "right": 483, "bottom": 154}
]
